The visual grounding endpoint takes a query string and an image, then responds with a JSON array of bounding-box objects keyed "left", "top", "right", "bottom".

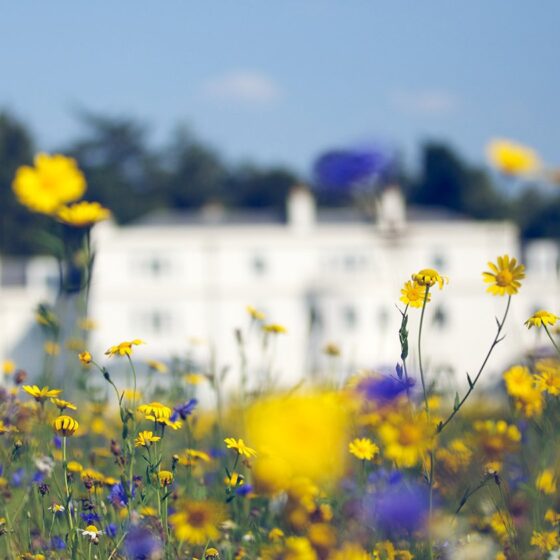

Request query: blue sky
[{"left": 1, "top": 2, "right": 559, "bottom": 175}]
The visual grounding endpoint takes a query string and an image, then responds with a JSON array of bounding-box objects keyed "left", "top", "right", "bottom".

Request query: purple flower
[
  {"left": 313, "top": 144, "right": 395, "bottom": 192},
  {"left": 81, "top": 511, "right": 101, "bottom": 524},
  {"left": 53, "top": 436, "right": 62, "bottom": 449},
  {"left": 170, "top": 398, "right": 197, "bottom": 422},
  {"left": 11, "top": 468, "right": 24, "bottom": 487},
  {"left": 124, "top": 525, "right": 162, "bottom": 559},
  {"left": 50, "top": 536, "right": 66, "bottom": 550},
  {"left": 105, "top": 523, "right": 118, "bottom": 538},
  {"left": 236, "top": 484, "right": 253, "bottom": 497},
  {"left": 108, "top": 483, "right": 129, "bottom": 508},
  {"left": 363, "top": 472, "right": 429, "bottom": 534},
  {"left": 357, "top": 373, "right": 414, "bottom": 405}
]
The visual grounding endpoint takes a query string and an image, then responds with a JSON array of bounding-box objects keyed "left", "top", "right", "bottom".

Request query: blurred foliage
[{"left": 1, "top": 111, "right": 559, "bottom": 255}]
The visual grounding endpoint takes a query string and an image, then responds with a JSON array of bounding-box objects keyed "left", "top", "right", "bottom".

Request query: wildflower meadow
[{"left": 2, "top": 141, "right": 560, "bottom": 560}]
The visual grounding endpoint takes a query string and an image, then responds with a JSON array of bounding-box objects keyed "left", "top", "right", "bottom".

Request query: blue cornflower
[
  {"left": 11, "top": 468, "right": 25, "bottom": 487},
  {"left": 236, "top": 484, "right": 253, "bottom": 497},
  {"left": 105, "top": 523, "right": 118, "bottom": 538},
  {"left": 124, "top": 525, "right": 162, "bottom": 559},
  {"left": 53, "top": 436, "right": 62, "bottom": 449},
  {"left": 81, "top": 511, "right": 101, "bottom": 524},
  {"left": 51, "top": 535, "right": 66, "bottom": 550},
  {"left": 170, "top": 398, "right": 197, "bottom": 422},
  {"left": 108, "top": 483, "right": 129, "bottom": 508},
  {"left": 357, "top": 372, "right": 414, "bottom": 405}
]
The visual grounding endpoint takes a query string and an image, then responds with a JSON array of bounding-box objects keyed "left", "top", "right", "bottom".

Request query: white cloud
[
  {"left": 203, "top": 70, "right": 282, "bottom": 104},
  {"left": 390, "top": 89, "right": 459, "bottom": 116}
]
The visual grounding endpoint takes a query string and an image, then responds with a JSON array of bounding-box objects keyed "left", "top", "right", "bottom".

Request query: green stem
[
  {"left": 543, "top": 324, "right": 560, "bottom": 356},
  {"left": 437, "top": 296, "right": 511, "bottom": 434},
  {"left": 62, "top": 437, "right": 74, "bottom": 533},
  {"left": 418, "top": 287, "right": 431, "bottom": 416}
]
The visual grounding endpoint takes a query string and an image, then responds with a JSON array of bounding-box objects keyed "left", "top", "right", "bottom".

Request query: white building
[{"left": 1, "top": 188, "right": 559, "bottom": 394}]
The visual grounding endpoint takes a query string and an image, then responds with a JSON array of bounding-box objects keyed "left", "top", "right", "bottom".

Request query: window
[{"left": 133, "top": 309, "right": 173, "bottom": 335}]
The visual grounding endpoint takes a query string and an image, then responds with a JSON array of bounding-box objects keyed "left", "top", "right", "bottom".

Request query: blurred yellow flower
[
  {"left": 400, "top": 279, "right": 432, "bottom": 307},
  {"left": 184, "top": 373, "right": 205, "bottom": 384},
  {"left": 246, "top": 391, "right": 350, "bottom": 489},
  {"left": 525, "top": 310, "right": 558, "bottom": 329},
  {"left": 534, "top": 360, "right": 560, "bottom": 396},
  {"left": 53, "top": 415, "right": 79, "bottom": 437},
  {"left": 247, "top": 305, "right": 265, "bottom": 321},
  {"left": 224, "top": 437, "right": 257, "bottom": 458},
  {"left": 157, "top": 470, "right": 173, "bottom": 487},
  {"left": 56, "top": 201, "right": 110, "bottom": 227},
  {"left": 12, "top": 153, "right": 86, "bottom": 214},
  {"left": 263, "top": 323, "right": 288, "bottom": 334},
  {"left": 482, "top": 255, "right": 525, "bottom": 296},
  {"left": 474, "top": 420, "right": 521, "bottom": 459},
  {"left": 78, "top": 351, "right": 92, "bottom": 365},
  {"left": 169, "top": 500, "right": 225, "bottom": 544},
  {"left": 50, "top": 398, "right": 77, "bottom": 412},
  {"left": 67, "top": 461, "right": 83, "bottom": 473},
  {"left": 78, "top": 318, "right": 97, "bottom": 331},
  {"left": 2, "top": 360, "right": 15, "bottom": 376},
  {"left": 487, "top": 139, "right": 540, "bottom": 176},
  {"left": 348, "top": 437, "right": 379, "bottom": 461},
  {"left": 146, "top": 359, "right": 167, "bottom": 374},
  {"left": 536, "top": 468, "right": 557, "bottom": 495},
  {"left": 531, "top": 530, "right": 559, "bottom": 552},
  {"left": 43, "top": 341, "right": 60, "bottom": 356},
  {"left": 261, "top": 536, "right": 317, "bottom": 560},
  {"left": 323, "top": 342, "right": 341, "bottom": 357},
  {"left": 378, "top": 410, "right": 433, "bottom": 468},
  {"left": 138, "top": 402, "right": 172, "bottom": 420},
  {"left": 330, "top": 543, "right": 370, "bottom": 560},
  {"left": 545, "top": 509, "right": 560, "bottom": 526},
  {"left": 503, "top": 365, "right": 533, "bottom": 398},
  {"left": 105, "top": 339, "right": 145, "bottom": 357}
]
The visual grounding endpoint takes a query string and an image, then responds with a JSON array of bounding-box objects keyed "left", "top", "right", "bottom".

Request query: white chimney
[
  {"left": 377, "top": 184, "right": 406, "bottom": 234},
  {"left": 287, "top": 185, "right": 316, "bottom": 233}
]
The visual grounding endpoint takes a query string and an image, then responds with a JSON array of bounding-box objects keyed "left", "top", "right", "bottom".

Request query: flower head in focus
[
  {"left": 349, "top": 438, "right": 379, "bottom": 461},
  {"left": 400, "top": 280, "right": 432, "bottom": 308},
  {"left": 23, "top": 385, "right": 62, "bottom": 403},
  {"left": 81, "top": 525, "right": 103, "bottom": 544},
  {"left": 525, "top": 310, "right": 558, "bottom": 329},
  {"left": 224, "top": 438, "right": 257, "bottom": 458},
  {"left": 105, "top": 339, "right": 145, "bottom": 358},
  {"left": 53, "top": 415, "right": 79, "bottom": 437},
  {"left": 12, "top": 153, "right": 86, "bottom": 214},
  {"left": 487, "top": 139, "right": 540, "bottom": 177},
  {"left": 411, "top": 269, "right": 448, "bottom": 290},
  {"left": 135, "top": 430, "right": 161, "bottom": 448},
  {"left": 482, "top": 255, "right": 525, "bottom": 296}
]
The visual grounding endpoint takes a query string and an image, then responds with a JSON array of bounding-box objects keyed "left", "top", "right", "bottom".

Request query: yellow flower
[
  {"left": 158, "top": 470, "right": 174, "bottom": 487},
  {"left": 50, "top": 398, "right": 77, "bottom": 412},
  {"left": 411, "top": 268, "right": 448, "bottom": 289},
  {"left": 348, "top": 438, "right": 379, "bottom": 461},
  {"left": 67, "top": 461, "right": 83, "bottom": 473},
  {"left": 184, "top": 373, "right": 205, "bottom": 384},
  {"left": 378, "top": 410, "right": 433, "bottom": 468},
  {"left": 261, "top": 536, "right": 317, "bottom": 560},
  {"left": 12, "top": 153, "right": 86, "bottom": 214},
  {"left": 534, "top": 360, "right": 560, "bottom": 396},
  {"left": 330, "top": 543, "right": 370, "bottom": 560},
  {"left": 2, "top": 360, "right": 15, "bottom": 376},
  {"left": 146, "top": 359, "right": 167, "bottom": 374},
  {"left": 23, "top": 385, "right": 62, "bottom": 403},
  {"left": 135, "top": 430, "right": 161, "bottom": 448},
  {"left": 545, "top": 509, "right": 560, "bottom": 526},
  {"left": 525, "top": 310, "right": 558, "bottom": 329},
  {"left": 78, "top": 351, "right": 92, "bottom": 365},
  {"left": 78, "top": 318, "right": 97, "bottom": 331},
  {"left": 531, "top": 530, "right": 559, "bottom": 552},
  {"left": 536, "top": 468, "right": 557, "bottom": 495},
  {"left": 53, "top": 415, "right": 79, "bottom": 437},
  {"left": 263, "top": 323, "right": 287, "bottom": 334},
  {"left": 205, "top": 548, "right": 220, "bottom": 560},
  {"left": 323, "top": 342, "right": 341, "bottom": 357},
  {"left": 482, "top": 255, "right": 525, "bottom": 296},
  {"left": 247, "top": 305, "right": 265, "bottom": 321},
  {"left": 43, "top": 341, "right": 60, "bottom": 356},
  {"left": 105, "top": 339, "right": 145, "bottom": 357},
  {"left": 400, "top": 280, "right": 432, "bottom": 308},
  {"left": 138, "top": 402, "right": 172, "bottom": 420},
  {"left": 56, "top": 201, "right": 110, "bottom": 227},
  {"left": 268, "top": 528, "right": 284, "bottom": 541},
  {"left": 179, "top": 449, "right": 212, "bottom": 466},
  {"left": 503, "top": 365, "right": 534, "bottom": 399},
  {"left": 436, "top": 438, "right": 473, "bottom": 473},
  {"left": 169, "top": 500, "right": 225, "bottom": 544},
  {"left": 487, "top": 139, "right": 540, "bottom": 176},
  {"left": 474, "top": 420, "right": 521, "bottom": 459},
  {"left": 224, "top": 437, "right": 257, "bottom": 458},
  {"left": 246, "top": 391, "right": 350, "bottom": 489},
  {"left": 81, "top": 524, "right": 103, "bottom": 542}
]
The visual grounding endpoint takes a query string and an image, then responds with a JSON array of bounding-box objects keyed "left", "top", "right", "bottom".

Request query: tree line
[{"left": 1, "top": 110, "right": 559, "bottom": 255}]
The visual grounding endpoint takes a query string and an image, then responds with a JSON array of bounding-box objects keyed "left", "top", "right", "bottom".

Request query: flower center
[
  {"left": 496, "top": 270, "right": 513, "bottom": 286},
  {"left": 398, "top": 425, "right": 422, "bottom": 446}
]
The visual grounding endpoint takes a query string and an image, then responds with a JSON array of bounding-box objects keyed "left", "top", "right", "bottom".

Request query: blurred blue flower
[
  {"left": 124, "top": 525, "right": 162, "bottom": 559},
  {"left": 170, "top": 398, "right": 197, "bottom": 422},
  {"left": 363, "top": 471, "right": 429, "bottom": 534},
  {"left": 356, "top": 372, "right": 414, "bottom": 405},
  {"left": 105, "top": 523, "right": 118, "bottom": 538},
  {"left": 108, "top": 482, "right": 129, "bottom": 508},
  {"left": 51, "top": 535, "right": 66, "bottom": 550},
  {"left": 236, "top": 484, "right": 253, "bottom": 497},
  {"left": 11, "top": 468, "right": 24, "bottom": 487},
  {"left": 313, "top": 144, "right": 395, "bottom": 192},
  {"left": 81, "top": 511, "right": 101, "bottom": 524},
  {"left": 53, "top": 436, "right": 62, "bottom": 449}
]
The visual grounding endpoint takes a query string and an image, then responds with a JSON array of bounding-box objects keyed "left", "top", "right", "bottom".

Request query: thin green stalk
[
  {"left": 437, "top": 296, "right": 511, "bottom": 434},
  {"left": 418, "top": 287, "right": 431, "bottom": 416},
  {"left": 543, "top": 324, "right": 560, "bottom": 356},
  {"left": 62, "top": 437, "right": 74, "bottom": 533}
]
